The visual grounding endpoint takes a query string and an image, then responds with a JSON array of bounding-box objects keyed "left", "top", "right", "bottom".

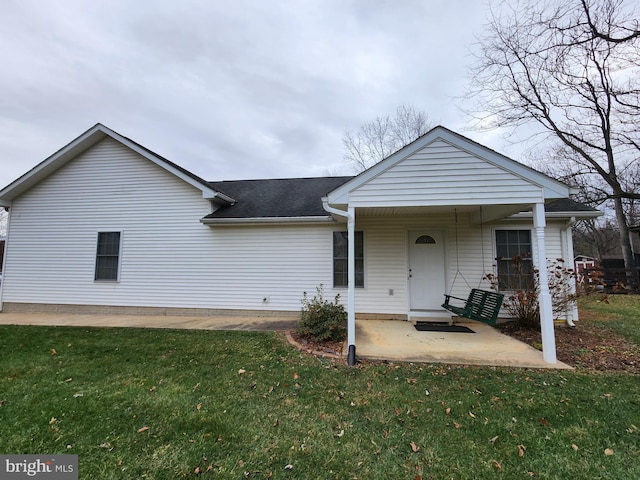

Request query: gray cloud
[{"left": 0, "top": 0, "right": 516, "bottom": 188}]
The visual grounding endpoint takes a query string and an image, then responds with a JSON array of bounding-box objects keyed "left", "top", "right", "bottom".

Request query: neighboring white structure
[{"left": 0, "top": 124, "right": 600, "bottom": 363}]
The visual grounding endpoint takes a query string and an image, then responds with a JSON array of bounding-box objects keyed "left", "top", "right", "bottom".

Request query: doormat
[{"left": 414, "top": 322, "right": 475, "bottom": 333}]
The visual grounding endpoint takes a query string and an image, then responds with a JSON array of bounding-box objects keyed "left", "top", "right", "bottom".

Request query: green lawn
[
  {"left": 0, "top": 319, "right": 638, "bottom": 479},
  {"left": 578, "top": 294, "right": 640, "bottom": 346}
]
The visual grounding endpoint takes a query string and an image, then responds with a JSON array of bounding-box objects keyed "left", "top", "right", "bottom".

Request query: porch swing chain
[
  {"left": 479, "top": 205, "right": 487, "bottom": 289},
  {"left": 447, "top": 208, "right": 472, "bottom": 295}
]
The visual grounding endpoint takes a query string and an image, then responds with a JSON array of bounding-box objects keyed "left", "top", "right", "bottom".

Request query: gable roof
[
  {"left": 203, "top": 176, "right": 352, "bottom": 224},
  {"left": 326, "top": 125, "right": 574, "bottom": 206},
  {"left": 0, "top": 123, "right": 234, "bottom": 206}
]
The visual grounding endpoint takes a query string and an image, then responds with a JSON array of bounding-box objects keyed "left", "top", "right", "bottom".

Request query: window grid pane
[
  {"left": 333, "top": 231, "right": 364, "bottom": 288},
  {"left": 95, "top": 232, "right": 121, "bottom": 281},
  {"left": 495, "top": 229, "right": 533, "bottom": 290}
]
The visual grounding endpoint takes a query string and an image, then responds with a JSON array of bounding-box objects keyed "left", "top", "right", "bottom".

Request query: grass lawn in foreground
[{"left": 0, "top": 324, "right": 638, "bottom": 479}]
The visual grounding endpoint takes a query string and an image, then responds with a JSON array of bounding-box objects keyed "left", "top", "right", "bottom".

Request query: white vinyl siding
[
  {"left": 1, "top": 139, "right": 336, "bottom": 311},
  {"left": 348, "top": 140, "right": 544, "bottom": 207}
]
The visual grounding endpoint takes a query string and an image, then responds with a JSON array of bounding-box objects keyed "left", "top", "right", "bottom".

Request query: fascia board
[{"left": 200, "top": 216, "right": 335, "bottom": 226}]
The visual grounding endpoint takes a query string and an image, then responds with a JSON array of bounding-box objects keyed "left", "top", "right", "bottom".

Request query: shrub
[
  {"left": 485, "top": 258, "right": 577, "bottom": 329},
  {"left": 297, "top": 285, "right": 347, "bottom": 342}
]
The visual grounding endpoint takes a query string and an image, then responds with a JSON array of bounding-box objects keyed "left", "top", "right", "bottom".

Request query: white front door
[{"left": 408, "top": 230, "right": 446, "bottom": 311}]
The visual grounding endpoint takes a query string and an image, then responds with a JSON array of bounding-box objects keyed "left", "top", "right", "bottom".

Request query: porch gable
[{"left": 326, "top": 126, "right": 572, "bottom": 208}]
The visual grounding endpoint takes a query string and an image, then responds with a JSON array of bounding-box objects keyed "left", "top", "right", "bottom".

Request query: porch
[{"left": 355, "top": 318, "right": 571, "bottom": 369}]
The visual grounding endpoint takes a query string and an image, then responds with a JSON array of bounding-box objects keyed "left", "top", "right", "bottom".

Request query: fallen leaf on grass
[
  {"left": 410, "top": 441, "right": 420, "bottom": 452},
  {"left": 571, "top": 444, "right": 579, "bottom": 451},
  {"left": 137, "top": 426, "right": 150, "bottom": 433},
  {"left": 518, "top": 444, "right": 526, "bottom": 457},
  {"left": 492, "top": 460, "right": 502, "bottom": 471},
  {"left": 445, "top": 407, "right": 451, "bottom": 415},
  {"left": 336, "top": 429, "right": 344, "bottom": 437},
  {"left": 284, "top": 464, "right": 293, "bottom": 470},
  {"left": 196, "top": 403, "right": 202, "bottom": 411},
  {"left": 604, "top": 448, "right": 614, "bottom": 456},
  {"left": 469, "top": 412, "right": 476, "bottom": 418},
  {"left": 49, "top": 417, "right": 57, "bottom": 425},
  {"left": 293, "top": 372, "right": 299, "bottom": 380},
  {"left": 453, "top": 422, "right": 461, "bottom": 429},
  {"left": 539, "top": 417, "right": 550, "bottom": 426},
  {"left": 51, "top": 349, "right": 57, "bottom": 355},
  {"left": 489, "top": 436, "right": 499, "bottom": 444}
]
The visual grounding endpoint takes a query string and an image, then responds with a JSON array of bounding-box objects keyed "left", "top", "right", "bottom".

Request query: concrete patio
[
  {"left": 354, "top": 319, "right": 571, "bottom": 369},
  {"left": 0, "top": 312, "right": 571, "bottom": 369}
]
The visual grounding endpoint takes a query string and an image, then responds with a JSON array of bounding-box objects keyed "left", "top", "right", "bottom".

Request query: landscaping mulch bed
[
  {"left": 497, "top": 320, "right": 640, "bottom": 374},
  {"left": 287, "top": 331, "right": 345, "bottom": 360}
]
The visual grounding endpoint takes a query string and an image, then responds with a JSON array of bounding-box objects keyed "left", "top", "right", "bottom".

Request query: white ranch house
[{"left": 0, "top": 124, "right": 599, "bottom": 364}]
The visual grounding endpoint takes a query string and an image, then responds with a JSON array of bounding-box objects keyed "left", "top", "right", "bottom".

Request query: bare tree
[
  {"left": 343, "top": 105, "right": 433, "bottom": 172},
  {"left": 467, "top": 0, "right": 640, "bottom": 270}
]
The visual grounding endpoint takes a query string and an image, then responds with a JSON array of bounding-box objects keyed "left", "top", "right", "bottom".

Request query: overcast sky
[{"left": 0, "top": 0, "right": 525, "bottom": 188}]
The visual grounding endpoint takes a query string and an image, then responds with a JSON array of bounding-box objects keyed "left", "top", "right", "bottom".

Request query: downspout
[
  {"left": 322, "top": 198, "right": 357, "bottom": 366},
  {"left": 561, "top": 217, "right": 577, "bottom": 327}
]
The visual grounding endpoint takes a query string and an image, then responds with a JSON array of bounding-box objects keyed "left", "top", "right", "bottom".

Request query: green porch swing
[{"left": 441, "top": 208, "right": 504, "bottom": 325}]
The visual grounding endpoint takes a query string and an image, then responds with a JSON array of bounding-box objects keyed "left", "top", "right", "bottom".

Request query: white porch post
[
  {"left": 533, "top": 202, "right": 557, "bottom": 363},
  {"left": 347, "top": 206, "right": 356, "bottom": 365}
]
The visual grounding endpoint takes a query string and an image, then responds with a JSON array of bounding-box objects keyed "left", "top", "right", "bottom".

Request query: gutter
[
  {"left": 200, "top": 216, "right": 334, "bottom": 226},
  {"left": 322, "top": 198, "right": 357, "bottom": 366}
]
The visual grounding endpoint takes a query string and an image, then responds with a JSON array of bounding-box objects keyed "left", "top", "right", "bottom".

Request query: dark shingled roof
[
  {"left": 544, "top": 198, "right": 600, "bottom": 213},
  {"left": 205, "top": 176, "right": 353, "bottom": 219},
  {"left": 203, "top": 176, "right": 598, "bottom": 220}
]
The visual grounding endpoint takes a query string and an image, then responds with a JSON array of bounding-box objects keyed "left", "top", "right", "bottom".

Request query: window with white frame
[
  {"left": 95, "top": 231, "right": 121, "bottom": 281},
  {"left": 333, "top": 231, "right": 364, "bottom": 288},
  {"left": 495, "top": 229, "right": 533, "bottom": 290}
]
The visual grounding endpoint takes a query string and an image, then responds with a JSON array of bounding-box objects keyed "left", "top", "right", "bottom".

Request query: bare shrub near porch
[
  {"left": 297, "top": 285, "right": 347, "bottom": 342},
  {"left": 485, "top": 258, "right": 577, "bottom": 329}
]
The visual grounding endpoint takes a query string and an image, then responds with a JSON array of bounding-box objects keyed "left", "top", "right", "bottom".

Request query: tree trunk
[{"left": 613, "top": 196, "right": 637, "bottom": 287}]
